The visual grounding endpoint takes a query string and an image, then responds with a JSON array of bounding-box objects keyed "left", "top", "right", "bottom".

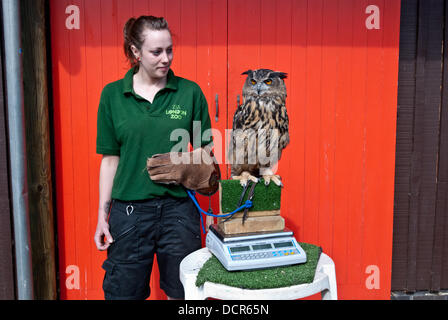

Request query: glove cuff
[{"left": 195, "top": 149, "right": 221, "bottom": 196}]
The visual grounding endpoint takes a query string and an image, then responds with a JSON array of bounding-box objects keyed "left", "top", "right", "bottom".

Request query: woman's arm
[{"left": 94, "top": 155, "right": 120, "bottom": 250}]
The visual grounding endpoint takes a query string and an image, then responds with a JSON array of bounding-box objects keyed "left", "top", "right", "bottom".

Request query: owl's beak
[{"left": 256, "top": 83, "right": 263, "bottom": 94}]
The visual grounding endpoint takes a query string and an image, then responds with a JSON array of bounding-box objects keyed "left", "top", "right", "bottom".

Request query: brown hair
[{"left": 123, "top": 16, "right": 171, "bottom": 70}]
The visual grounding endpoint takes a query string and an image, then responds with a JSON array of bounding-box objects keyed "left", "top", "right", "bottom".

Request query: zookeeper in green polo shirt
[{"left": 94, "top": 15, "right": 220, "bottom": 301}]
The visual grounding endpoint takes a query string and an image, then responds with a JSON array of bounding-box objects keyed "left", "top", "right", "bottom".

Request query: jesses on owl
[{"left": 228, "top": 69, "right": 290, "bottom": 187}]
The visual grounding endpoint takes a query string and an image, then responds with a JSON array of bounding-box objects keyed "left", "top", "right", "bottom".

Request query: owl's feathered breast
[
  {"left": 230, "top": 94, "right": 290, "bottom": 176},
  {"left": 233, "top": 95, "right": 289, "bottom": 145}
]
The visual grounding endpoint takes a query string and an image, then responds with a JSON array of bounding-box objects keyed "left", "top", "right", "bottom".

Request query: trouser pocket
[
  {"left": 107, "top": 200, "right": 139, "bottom": 263},
  {"left": 169, "top": 197, "right": 202, "bottom": 255}
]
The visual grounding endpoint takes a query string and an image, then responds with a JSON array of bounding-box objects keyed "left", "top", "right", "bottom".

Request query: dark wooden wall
[
  {"left": 392, "top": 0, "right": 448, "bottom": 292},
  {"left": 0, "top": 4, "right": 16, "bottom": 299}
]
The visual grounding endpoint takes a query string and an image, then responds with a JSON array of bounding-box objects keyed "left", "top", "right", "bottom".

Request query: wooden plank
[
  {"left": 218, "top": 215, "right": 285, "bottom": 235},
  {"left": 179, "top": 0, "right": 197, "bottom": 79},
  {"left": 68, "top": 0, "right": 91, "bottom": 299},
  {"left": 218, "top": 210, "right": 280, "bottom": 220},
  {"left": 133, "top": 0, "right": 149, "bottom": 16},
  {"left": 209, "top": 0, "right": 229, "bottom": 181},
  {"left": 410, "top": 0, "right": 444, "bottom": 292},
  {"left": 50, "top": 0, "right": 78, "bottom": 299},
  {"left": 302, "top": 0, "right": 322, "bottom": 247},
  {"left": 288, "top": 0, "right": 307, "bottom": 243},
  {"left": 148, "top": 0, "right": 166, "bottom": 17},
  {"left": 272, "top": 0, "right": 294, "bottom": 243},
  {"left": 345, "top": 0, "right": 368, "bottom": 287},
  {"left": 375, "top": 0, "right": 401, "bottom": 296},
  {"left": 363, "top": 0, "right": 394, "bottom": 299},
  {"left": 332, "top": 0, "right": 353, "bottom": 286},
  {"left": 21, "top": 0, "right": 57, "bottom": 299},
  {"left": 117, "top": 0, "right": 134, "bottom": 75},
  {"left": 431, "top": 0, "right": 448, "bottom": 292},
  {"left": 84, "top": 0, "right": 106, "bottom": 295},
  {"left": 391, "top": 0, "right": 418, "bottom": 291},
  {"left": 406, "top": 0, "right": 428, "bottom": 292},
  {"left": 317, "top": 0, "right": 338, "bottom": 263}
]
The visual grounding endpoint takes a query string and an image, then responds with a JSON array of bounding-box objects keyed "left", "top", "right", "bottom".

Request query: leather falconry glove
[{"left": 146, "top": 148, "right": 221, "bottom": 196}]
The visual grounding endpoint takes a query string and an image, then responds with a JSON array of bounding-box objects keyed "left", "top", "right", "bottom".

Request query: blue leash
[{"left": 186, "top": 189, "right": 253, "bottom": 234}]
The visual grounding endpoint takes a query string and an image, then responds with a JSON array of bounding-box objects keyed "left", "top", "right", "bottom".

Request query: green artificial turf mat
[
  {"left": 220, "top": 179, "right": 281, "bottom": 213},
  {"left": 196, "top": 243, "right": 322, "bottom": 289}
]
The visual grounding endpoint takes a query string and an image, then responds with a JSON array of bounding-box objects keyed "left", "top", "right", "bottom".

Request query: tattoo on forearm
[{"left": 104, "top": 200, "right": 111, "bottom": 214}]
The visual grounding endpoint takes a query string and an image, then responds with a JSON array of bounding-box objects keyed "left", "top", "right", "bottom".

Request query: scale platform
[{"left": 205, "top": 224, "right": 307, "bottom": 271}]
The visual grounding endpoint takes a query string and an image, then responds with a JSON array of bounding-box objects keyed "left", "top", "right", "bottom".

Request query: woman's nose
[{"left": 161, "top": 51, "right": 170, "bottom": 64}]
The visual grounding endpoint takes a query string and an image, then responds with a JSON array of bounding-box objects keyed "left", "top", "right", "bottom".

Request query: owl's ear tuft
[
  {"left": 241, "top": 70, "right": 253, "bottom": 76},
  {"left": 271, "top": 72, "right": 288, "bottom": 80}
]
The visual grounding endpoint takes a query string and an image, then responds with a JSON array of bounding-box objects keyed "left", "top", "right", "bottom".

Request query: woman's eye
[{"left": 151, "top": 51, "right": 161, "bottom": 56}]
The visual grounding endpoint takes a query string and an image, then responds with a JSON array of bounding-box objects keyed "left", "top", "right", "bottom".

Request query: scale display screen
[
  {"left": 252, "top": 244, "right": 272, "bottom": 250},
  {"left": 229, "top": 246, "right": 250, "bottom": 253},
  {"left": 273, "top": 241, "right": 294, "bottom": 248}
]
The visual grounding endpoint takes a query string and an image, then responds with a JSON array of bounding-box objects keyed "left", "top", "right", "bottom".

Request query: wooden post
[{"left": 20, "top": 0, "right": 57, "bottom": 299}]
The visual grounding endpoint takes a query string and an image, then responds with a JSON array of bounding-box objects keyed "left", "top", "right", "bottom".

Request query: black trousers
[{"left": 102, "top": 196, "right": 202, "bottom": 300}]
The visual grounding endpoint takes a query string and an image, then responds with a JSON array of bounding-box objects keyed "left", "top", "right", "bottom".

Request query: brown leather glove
[{"left": 146, "top": 148, "right": 221, "bottom": 196}]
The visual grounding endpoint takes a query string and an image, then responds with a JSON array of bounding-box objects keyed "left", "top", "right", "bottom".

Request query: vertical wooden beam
[
  {"left": 20, "top": 0, "right": 57, "bottom": 299},
  {"left": 432, "top": 0, "right": 448, "bottom": 292},
  {"left": 392, "top": 0, "right": 419, "bottom": 292},
  {"left": 411, "top": 0, "right": 444, "bottom": 292}
]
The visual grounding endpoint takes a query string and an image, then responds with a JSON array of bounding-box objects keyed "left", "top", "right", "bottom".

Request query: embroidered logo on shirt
[{"left": 166, "top": 104, "right": 187, "bottom": 120}]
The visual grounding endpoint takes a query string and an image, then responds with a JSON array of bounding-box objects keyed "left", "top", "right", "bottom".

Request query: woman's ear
[{"left": 130, "top": 44, "right": 140, "bottom": 60}]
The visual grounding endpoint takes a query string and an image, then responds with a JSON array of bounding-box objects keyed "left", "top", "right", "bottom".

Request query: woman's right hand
[
  {"left": 94, "top": 217, "right": 114, "bottom": 251},
  {"left": 95, "top": 155, "right": 119, "bottom": 251}
]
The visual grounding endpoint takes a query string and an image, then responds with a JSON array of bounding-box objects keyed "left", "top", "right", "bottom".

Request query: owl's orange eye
[
  {"left": 264, "top": 79, "right": 272, "bottom": 85},
  {"left": 250, "top": 79, "right": 257, "bottom": 85}
]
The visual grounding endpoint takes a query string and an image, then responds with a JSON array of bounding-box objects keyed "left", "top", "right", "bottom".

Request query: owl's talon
[
  {"left": 232, "top": 172, "right": 258, "bottom": 187},
  {"left": 262, "top": 174, "right": 283, "bottom": 187},
  {"left": 263, "top": 177, "right": 270, "bottom": 186}
]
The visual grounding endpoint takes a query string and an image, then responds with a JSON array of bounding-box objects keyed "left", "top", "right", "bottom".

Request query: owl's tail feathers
[{"left": 231, "top": 171, "right": 258, "bottom": 187}]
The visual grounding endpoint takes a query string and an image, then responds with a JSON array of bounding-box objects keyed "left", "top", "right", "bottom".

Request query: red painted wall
[{"left": 50, "top": 0, "right": 401, "bottom": 299}]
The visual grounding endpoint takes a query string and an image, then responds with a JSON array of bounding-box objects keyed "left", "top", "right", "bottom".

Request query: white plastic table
[{"left": 179, "top": 247, "right": 337, "bottom": 300}]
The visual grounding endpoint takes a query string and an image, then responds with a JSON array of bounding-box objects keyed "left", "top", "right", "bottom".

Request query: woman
[{"left": 94, "top": 16, "right": 215, "bottom": 300}]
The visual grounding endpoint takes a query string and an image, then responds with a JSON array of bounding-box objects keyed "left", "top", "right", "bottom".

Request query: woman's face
[{"left": 132, "top": 29, "right": 173, "bottom": 80}]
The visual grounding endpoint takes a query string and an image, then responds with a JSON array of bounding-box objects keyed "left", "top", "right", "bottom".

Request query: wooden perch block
[
  {"left": 218, "top": 179, "right": 284, "bottom": 234},
  {"left": 218, "top": 215, "right": 285, "bottom": 235}
]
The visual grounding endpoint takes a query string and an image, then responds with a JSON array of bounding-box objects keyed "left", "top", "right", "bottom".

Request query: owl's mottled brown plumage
[{"left": 229, "top": 69, "right": 290, "bottom": 186}]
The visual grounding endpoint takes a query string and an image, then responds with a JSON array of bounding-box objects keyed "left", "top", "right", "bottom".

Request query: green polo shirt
[{"left": 96, "top": 67, "right": 213, "bottom": 201}]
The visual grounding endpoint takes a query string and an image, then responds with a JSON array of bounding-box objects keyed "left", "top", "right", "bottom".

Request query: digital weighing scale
[{"left": 206, "top": 224, "right": 307, "bottom": 271}]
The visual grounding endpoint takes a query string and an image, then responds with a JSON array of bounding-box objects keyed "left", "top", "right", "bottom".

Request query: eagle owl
[{"left": 229, "top": 69, "right": 290, "bottom": 186}]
